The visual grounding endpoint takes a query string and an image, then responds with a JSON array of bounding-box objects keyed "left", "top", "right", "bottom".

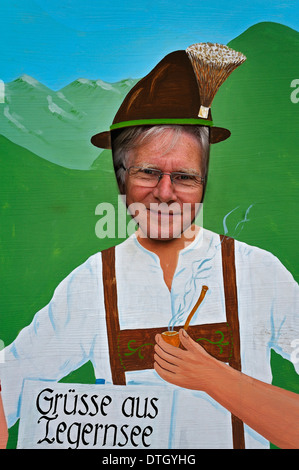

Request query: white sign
[{"left": 17, "top": 380, "right": 173, "bottom": 449}]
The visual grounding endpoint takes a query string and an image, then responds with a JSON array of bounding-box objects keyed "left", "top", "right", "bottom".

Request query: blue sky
[{"left": 1, "top": 0, "right": 299, "bottom": 89}]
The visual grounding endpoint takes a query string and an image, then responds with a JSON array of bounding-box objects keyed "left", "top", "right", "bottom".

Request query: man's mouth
[{"left": 146, "top": 207, "right": 181, "bottom": 217}]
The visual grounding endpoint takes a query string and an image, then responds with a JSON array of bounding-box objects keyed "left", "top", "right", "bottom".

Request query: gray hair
[{"left": 112, "top": 125, "right": 210, "bottom": 192}]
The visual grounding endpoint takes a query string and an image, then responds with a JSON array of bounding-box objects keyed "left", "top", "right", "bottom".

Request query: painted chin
[
  {"left": 144, "top": 208, "right": 184, "bottom": 240},
  {"left": 129, "top": 202, "right": 198, "bottom": 240}
]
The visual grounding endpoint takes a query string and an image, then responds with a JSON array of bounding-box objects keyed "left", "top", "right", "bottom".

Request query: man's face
[{"left": 125, "top": 129, "right": 204, "bottom": 241}]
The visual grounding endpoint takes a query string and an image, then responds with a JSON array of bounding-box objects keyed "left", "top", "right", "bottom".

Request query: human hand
[{"left": 154, "top": 329, "right": 221, "bottom": 392}]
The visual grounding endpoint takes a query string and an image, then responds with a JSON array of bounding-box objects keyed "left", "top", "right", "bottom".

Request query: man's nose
[{"left": 152, "top": 174, "right": 177, "bottom": 202}]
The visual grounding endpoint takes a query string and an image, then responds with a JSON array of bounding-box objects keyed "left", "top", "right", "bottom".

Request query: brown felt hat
[{"left": 91, "top": 44, "right": 246, "bottom": 149}]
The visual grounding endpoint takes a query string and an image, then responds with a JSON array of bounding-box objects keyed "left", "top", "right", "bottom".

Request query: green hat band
[{"left": 110, "top": 118, "right": 213, "bottom": 131}]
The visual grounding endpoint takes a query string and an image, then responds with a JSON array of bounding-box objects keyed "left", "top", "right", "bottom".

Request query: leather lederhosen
[{"left": 101, "top": 235, "right": 245, "bottom": 449}]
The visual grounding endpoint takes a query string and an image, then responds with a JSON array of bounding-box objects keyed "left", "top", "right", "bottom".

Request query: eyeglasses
[{"left": 123, "top": 165, "right": 205, "bottom": 191}]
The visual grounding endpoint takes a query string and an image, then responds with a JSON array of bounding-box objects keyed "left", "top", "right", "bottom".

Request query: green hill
[
  {"left": 0, "top": 75, "right": 138, "bottom": 169},
  {"left": 204, "top": 22, "right": 299, "bottom": 280},
  {"left": 0, "top": 134, "right": 121, "bottom": 345}
]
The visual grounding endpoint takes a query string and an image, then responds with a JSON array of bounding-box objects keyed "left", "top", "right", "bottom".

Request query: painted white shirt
[{"left": 1, "top": 228, "right": 299, "bottom": 448}]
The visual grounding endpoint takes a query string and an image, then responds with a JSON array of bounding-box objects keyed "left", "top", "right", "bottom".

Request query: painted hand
[{"left": 154, "top": 329, "right": 220, "bottom": 392}]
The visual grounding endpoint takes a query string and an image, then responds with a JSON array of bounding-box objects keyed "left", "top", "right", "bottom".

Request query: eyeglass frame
[{"left": 122, "top": 165, "right": 206, "bottom": 188}]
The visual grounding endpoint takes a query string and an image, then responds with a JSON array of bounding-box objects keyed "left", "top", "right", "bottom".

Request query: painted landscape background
[{"left": 1, "top": 21, "right": 299, "bottom": 447}]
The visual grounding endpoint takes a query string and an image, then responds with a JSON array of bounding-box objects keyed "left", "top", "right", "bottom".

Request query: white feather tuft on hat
[{"left": 186, "top": 43, "right": 247, "bottom": 118}]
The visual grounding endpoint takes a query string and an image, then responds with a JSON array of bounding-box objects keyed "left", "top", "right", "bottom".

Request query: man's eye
[
  {"left": 176, "top": 174, "right": 194, "bottom": 181},
  {"left": 141, "top": 168, "right": 157, "bottom": 175}
]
